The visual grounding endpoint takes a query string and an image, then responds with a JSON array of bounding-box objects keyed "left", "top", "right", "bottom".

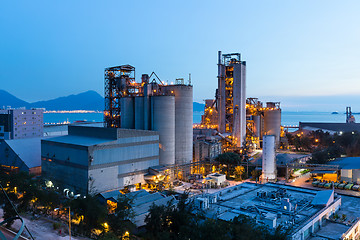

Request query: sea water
[{"left": 44, "top": 111, "right": 348, "bottom": 126}]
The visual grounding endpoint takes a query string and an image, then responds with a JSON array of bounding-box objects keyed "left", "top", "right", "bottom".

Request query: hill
[
  {"left": 30, "top": 90, "right": 104, "bottom": 111},
  {"left": 0, "top": 89, "right": 30, "bottom": 108},
  {"left": 193, "top": 102, "right": 205, "bottom": 112}
]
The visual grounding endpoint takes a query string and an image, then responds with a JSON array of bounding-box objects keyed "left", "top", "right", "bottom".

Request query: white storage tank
[
  {"left": 120, "top": 97, "right": 134, "bottom": 129},
  {"left": 151, "top": 95, "right": 175, "bottom": 166},
  {"left": 163, "top": 85, "right": 193, "bottom": 165},
  {"left": 262, "top": 135, "right": 276, "bottom": 183},
  {"left": 264, "top": 109, "right": 281, "bottom": 146}
]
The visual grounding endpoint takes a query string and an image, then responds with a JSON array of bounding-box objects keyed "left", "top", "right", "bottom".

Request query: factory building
[
  {"left": 194, "top": 183, "right": 360, "bottom": 240},
  {"left": 0, "top": 108, "right": 43, "bottom": 140},
  {"left": 104, "top": 65, "right": 193, "bottom": 168},
  {"left": 0, "top": 138, "right": 42, "bottom": 175},
  {"left": 41, "top": 125, "right": 160, "bottom": 195},
  {"left": 193, "top": 138, "right": 222, "bottom": 162}
]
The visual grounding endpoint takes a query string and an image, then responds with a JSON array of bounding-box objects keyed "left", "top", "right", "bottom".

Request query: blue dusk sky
[{"left": 1, "top": 1, "right": 360, "bottom": 111}]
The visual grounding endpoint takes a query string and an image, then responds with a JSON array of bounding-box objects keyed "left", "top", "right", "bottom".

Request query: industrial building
[
  {"left": 299, "top": 122, "right": 360, "bottom": 135},
  {"left": 0, "top": 108, "right": 43, "bottom": 139},
  {"left": 104, "top": 65, "right": 193, "bottom": 170},
  {"left": 41, "top": 125, "right": 160, "bottom": 195},
  {"left": 0, "top": 138, "right": 42, "bottom": 175},
  {"left": 195, "top": 182, "right": 360, "bottom": 240},
  {"left": 193, "top": 137, "right": 222, "bottom": 163},
  {"left": 328, "top": 157, "right": 360, "bottom": 183},
  {"left": 197, "top": 51, "right": 282, "bottom": 152}
]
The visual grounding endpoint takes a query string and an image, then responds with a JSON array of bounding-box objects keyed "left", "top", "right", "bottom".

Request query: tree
[
  {"left": 69, "top": 195, "right": 108, "bottom": 236},
  {"left": 215, "top": 152, "right": 241, "bottom": 178},
  {"left": 234, "top": 166, "right": 245, "bottom": 181},
  {"left": 107, "top": 195, "right": 136, "bottom": 238}
]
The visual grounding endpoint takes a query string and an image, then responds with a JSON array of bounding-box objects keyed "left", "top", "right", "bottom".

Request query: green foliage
[
  {"left": 215, "top": 152, "right": 241, "bottom": 165},
  {"left": 216, "top": 152, "right": 241, "bottom": 178},
  {"left": 52, "top": 222, "right": 61, "bottom": 230},
  {"left": 107, "top": 195, "right": 136, "bottom": 238},
  {"left": 251, "top": 169, "right": 262, "bottom": 181},
  {"left": 69, "top": 195, "right": 108, "bottom": 236},
  {"left": 98, "top": 232, "right": 120, "bottom": 240}
]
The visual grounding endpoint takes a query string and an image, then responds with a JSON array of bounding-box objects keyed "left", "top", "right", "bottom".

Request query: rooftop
[
  {"left": 299, "top": 122, "right": 360, "bottom": 133},
  {"left": 4, "top": 137, "right": 42, "bottom": 168},
  {"left": 328, "top": 157, "right": 360, "bottom": 169}
]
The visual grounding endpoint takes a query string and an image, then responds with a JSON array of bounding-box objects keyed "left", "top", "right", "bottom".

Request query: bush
[{"left": 53, "top": 222, "right": 61, "bottom": 230}]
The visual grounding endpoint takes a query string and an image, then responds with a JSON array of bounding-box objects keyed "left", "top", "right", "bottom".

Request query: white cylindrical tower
[
  {"left": 264, "top": 109, "right": 281, "bottom": 146},
  {"left": 151, "top": 95, "right": 176, "bottom": 166},
  {"left": 262, "top": 135, "right": 276, "bottom": 183},
  {"left": 163, "top": 85, "right": 193, "bottom": 166}
]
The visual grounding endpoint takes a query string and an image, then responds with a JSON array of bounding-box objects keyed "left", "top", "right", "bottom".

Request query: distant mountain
[
  {"left": 30, "top": 90, "right": 104, "bottom": 111},
  {"left": 1, "top": 89, "right": 206, "bottom": 112},
  {"left": 0, "top": 89, "right": 30, "bottom": 109},
  {"left": 0, "top": 90, "right": 104, "bottom": 111},
  {"left": 193, "top": 102, "right": 205, "bottom": 112}
]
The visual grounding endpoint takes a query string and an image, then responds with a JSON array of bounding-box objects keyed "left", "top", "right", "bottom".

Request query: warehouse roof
[
  {"left": 42, "top": 135, "right": 113, "bottom": 147},
  {"left": 5, "top": 138, "right": 42, "bottom": 168},
  {"left": 299, "top": 122, "right": 360, "bottom": 133},
  {"left": 328, "top": 157, "right": 360, "bottom": 169},
  {"left": 311, "top": 190, "right": 334, "bottom": 207}
]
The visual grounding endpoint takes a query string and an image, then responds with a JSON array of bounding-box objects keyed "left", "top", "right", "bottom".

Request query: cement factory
[{"left": 4, "top": 51, "right": 360, "bottom": 240}]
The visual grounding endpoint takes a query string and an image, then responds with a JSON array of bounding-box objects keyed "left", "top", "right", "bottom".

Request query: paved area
[
  {"left": 287, "top": 175, "right": 360, "bottom": 197},
  {"left": 0, "top": 209, "right": 86, "bottom": 240},
  {"left": 311, "top": 220, "right": 349, "bottom": 240}
]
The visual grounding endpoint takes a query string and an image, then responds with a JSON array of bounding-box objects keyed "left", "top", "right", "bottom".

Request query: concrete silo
[
  {"left": 151, "top": 95, "right": 176, "bottom": 166},
  {"left": 120, "top": 97, "right": 134, "bottom": 129},
  {"left": 262, "top": 135, "right": 276, "bottom": 183},
  {"left": 163, "top": 85, "right": 193, "bottom": 166},
  {"left": 134, "top": 97, "right": 145, "bottom": 130},
  {"left": 263, "top": 105, "right": 281, "bottom": 146}
]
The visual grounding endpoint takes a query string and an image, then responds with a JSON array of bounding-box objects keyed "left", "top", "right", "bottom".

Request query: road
[{"left": 288, "top": 175, "right": 360, "bottom": 197}]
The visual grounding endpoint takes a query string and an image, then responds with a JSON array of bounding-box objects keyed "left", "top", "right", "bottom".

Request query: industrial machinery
[
  {"left": 104, "top": 65, "right": 193, "bottom": 170},
  {"left": 346, "top": 106, "right": 355, "bottom": 123},
  {"left": 197, "top": 51, "right": 282, "bottom": 152}
]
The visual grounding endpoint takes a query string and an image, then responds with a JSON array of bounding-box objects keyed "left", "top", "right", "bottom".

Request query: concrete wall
[
  {"left": 41, "top": 140, "right": 89, "bottom": 194},
  {"left": 341, "top": 169, "right": 353, "bottom": 183},
  {"left": 88, "top": 135, "right": 159, "bottom": 193}
]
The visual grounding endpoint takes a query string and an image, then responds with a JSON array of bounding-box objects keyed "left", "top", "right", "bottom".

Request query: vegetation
[{"left": 286, "top": 130, "right": 360, "bottom": 164}]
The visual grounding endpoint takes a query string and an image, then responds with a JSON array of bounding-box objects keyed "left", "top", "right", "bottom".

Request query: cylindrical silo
[
  {"left": 163, "top": 85, "right": 193, "bottom": 166},
  {"left": 253, "top": 115, "right": 261, "bottom": 138},
  {"left": 120, "top": 97, "right": 134, "bottom": 129},
  {"left": 262, "top": 135, "right": 276, "bottom": 183},
  {"left": 263, "top": 109, "right": 281, "bottom": 146},
  {"left": 151, "top": 95, "right": 175, "bottom": 166},
  {"left": 134, "top": 97, "right": 144, "bottom": 130}
]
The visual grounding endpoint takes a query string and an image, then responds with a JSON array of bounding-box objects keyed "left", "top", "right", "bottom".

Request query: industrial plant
[
  {"left": 195, "top": 51, "right": 281, "bottom": 150},
  {"left": 103, "top": 65, "right": 193, "bottom": 180}
]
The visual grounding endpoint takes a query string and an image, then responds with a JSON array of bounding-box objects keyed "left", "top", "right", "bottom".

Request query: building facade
[{"left": 0, "top": 109, "right": 43, "bottom": 139}]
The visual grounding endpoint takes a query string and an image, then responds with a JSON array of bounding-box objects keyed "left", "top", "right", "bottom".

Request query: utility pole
[{"left": 69, "top": 207, "right": 71, "bottom": 240}]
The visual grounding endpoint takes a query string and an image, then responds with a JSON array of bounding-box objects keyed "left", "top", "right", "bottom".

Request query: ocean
[{"left": 44, "top": 111, "right": 349, "bottom": 126}]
